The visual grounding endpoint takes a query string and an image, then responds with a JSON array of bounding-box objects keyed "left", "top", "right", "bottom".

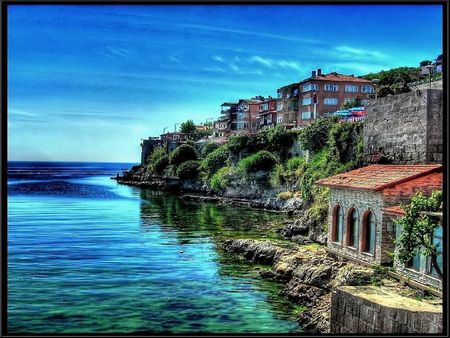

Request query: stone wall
[
  {"left": 327, "top": 189, "right": 395, "bottom": 265},
  {"left": 364, "top": 89, "right": 443, "bottom": 164},
  {"left": 330, "top": 286, "right": 443, "bottom": 333}
]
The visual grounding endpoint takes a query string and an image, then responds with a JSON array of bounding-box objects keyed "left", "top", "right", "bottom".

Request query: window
[
  {"left": 324, "top": 98, "right": 338, "bottom": 105},
  {"left": 302, "top": 98, "right": 312, "bottom": 106},
  {"left": 302, "top": 112, "right": 312, "bottom": 119},
  {"left": 344, "top": 98, "right": 353, "bottom": 103},
  {"left": 293, "top": 88, "right": 299, "bottom": 96},
  {"left": 277, "top": 92, "right": 282, "bottom": 99},
  {"left": 277, "top": 104, "right": 283, "bottom": 112},
  {"left": 361, "top": 211, "right": 376, "bottom": 254},
  {"left": 243, "top": 121, "right": 249, "bottom": 128},
  {"left": 361, "top": 85, "right": 374, "bottom": 93},
  {"left": 324, "top": 84, "right": 338, "bottom": 91},
  {"left": 302, "top": 83, "right": 319, "bottom": 92},
  {"left": 360, "top": 99, "right": 369, "bottom": 105},
  {"left": 345, "top": 85, "right": 359, "bottom": 93},
  {"left": 429, "top": 226, "right": 443, "bottom": 277},
  {"left": 347, "top": 208, "right": 359, "bottom": 247},
  {"left": 332, "top": 205, "right": 344, "bottom": 242},
  {"left": 277, "top": 116, "right": 283, "bottom": 123}
]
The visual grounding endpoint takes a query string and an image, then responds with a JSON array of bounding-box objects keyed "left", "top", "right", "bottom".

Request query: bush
[
  {"left": 237, "top": 150, "right": 278, "bottom": 174},
  {"left": 210, "top": 166, "right": 234, "bottom": 191},
  {"left": 176, "top": 160, "right": 200, "bottom": 180},
  {"left": 328, "top": 121, "right": 364, "bottom": 165},
  {"left": 201, "top": 145, "right": 230, "bottom": 178},
  {"left": 270, "top": 163, "right": 286, "bottom": 187},
  {"left": 298, "top": 116, "right": 339, "bottom": 153},
  {"left": 147, "top": 146, "right": 167, "bottom": 164},
  {"left": 265, "top": 125, "right": 295, "bottom": 159},
  {"left": 152, "top": 155, "right": 169, "bottom": 174},
  {"left": 286, "top": 156, "right": 306, "bottom": 172},
  {"left": 169, "top": 144, "right": 198, "bottom": 166},
  {"left": 200, "top": 142, "right": 220, "bottom": 158},
  {"left": 277, "top": 191, "right": 295, "bottom": 200},
  {"left": 227, "top": 134, "right": 250, "bottom": 154}
]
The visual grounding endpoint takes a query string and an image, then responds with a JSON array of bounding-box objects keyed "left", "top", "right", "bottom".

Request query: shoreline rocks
[{"left": 220, "top": 238, "right": 376, "bottom": 333}]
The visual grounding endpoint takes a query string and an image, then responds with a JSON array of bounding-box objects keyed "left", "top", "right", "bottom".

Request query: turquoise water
[{"left": 8, "top": 163, "right": 301, "bottom": 334}]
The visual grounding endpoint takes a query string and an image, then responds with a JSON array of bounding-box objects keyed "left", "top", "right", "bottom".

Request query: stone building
[
  {"left": 276, "top": 82, "right": 300, "bottom": 128},
  {"left": 316, "top": 165, "right": 442, "bottom": 266},
  {"left": 140, "top": 137, "right": 163, "bottom": 164},
  {"left": 364, "top": 89, "right": 443, "bottom": 164}
]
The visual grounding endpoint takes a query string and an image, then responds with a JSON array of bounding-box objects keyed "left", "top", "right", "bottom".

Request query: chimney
[
  {"left": 311, "top": 70, "right": 317, "bottom": 78},
  {"left": 317, "top": 68, "right": 322, "bottom": 76}
]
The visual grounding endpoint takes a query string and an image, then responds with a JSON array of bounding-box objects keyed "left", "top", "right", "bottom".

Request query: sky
[{"left": 7, "top": 4, "right": 443, "bottom": 163}]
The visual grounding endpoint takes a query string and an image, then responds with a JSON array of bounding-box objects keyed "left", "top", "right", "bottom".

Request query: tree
[
  {"left": 298, "top": 116, "right": 339, "bottom": 153},
  {"left": 340, "top": 98, "right": 362, "bottom": 110},
  {"left": 395, "top": 190, "right": 443, "bottom": 279},
  {"left": 363, "top": 67, "right": 422, "bottom": 98},
  {"left": 169, "top": 144, "right": 198, "bottom": 166},
  {"left": 419, "top": 60, "right": 432, "bottom": 67},
  {"left": 179, "top": 120, "right": 196, "bottom": 134}
]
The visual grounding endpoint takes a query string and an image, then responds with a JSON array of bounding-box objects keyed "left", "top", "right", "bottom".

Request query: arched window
[
  {"left": 361, "top": 211, "right": 376, "bottom": 254},
  {"left": 346, "top": 208, "right": 359, "bottom": 247},
  {"left": 332, "top": 205, "right": 344, "bottom": 242}
]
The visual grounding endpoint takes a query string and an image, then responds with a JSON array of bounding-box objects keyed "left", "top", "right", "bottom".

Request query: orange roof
[
  {"left": 301, "top": 72, "right": 372, "bottom": 84},
  {"left": 316, "top": 165, "right": 442, "bottom": 191},
  {"left": 383, "top": 205, "right": 406, "bottom": 216}
]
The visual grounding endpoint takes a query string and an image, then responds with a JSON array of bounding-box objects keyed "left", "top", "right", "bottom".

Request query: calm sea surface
[{"left": 7, "top": 162, "right": 301, "bottom": 333}]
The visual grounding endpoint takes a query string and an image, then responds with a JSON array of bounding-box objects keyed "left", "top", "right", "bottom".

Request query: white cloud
[{"left": 333, "top": 45, "right": 388, "bottom": 60}]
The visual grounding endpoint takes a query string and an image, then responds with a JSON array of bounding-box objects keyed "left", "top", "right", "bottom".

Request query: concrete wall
[
  {"left": 364, "top": 89, "right": 443, "bottom": 164},
  {"left": 330, "top": 286, "right": 443, "bottom": 333}
]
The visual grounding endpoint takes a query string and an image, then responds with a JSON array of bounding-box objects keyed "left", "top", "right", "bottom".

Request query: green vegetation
[
  {"left": 169, "top": 144, "right": 198, "bottom": 166},
  {"left": 363, "top": 66, "right": 422, "bottom": 98},
  {"left": 237, "top": 150, "right": 278, "bottom": 174},
  {"left": 200, "top": 142, "right": 220, "bottom": 158},
  {"left": 147, "top": 147, "right": 169, "bottom": 175},
  {"left": 298, "top": 116, "right": 339, "bottom": 153},
  {"left": 179, "top": 119, "right": 196, "bottom": 134},
  {"left": 210, "top": 166, "right": 235, "bottom": 191},
  {"left": 201, "top": 145, "right": 231, "bottom": 179},
  {"left": 395, "top": 190, "right": 443, "bottom": 279},
  {"left": 176, "top": 160, "right": 201, "bottom": 180},
  {"left": 340, "top": 97, "right": 362, "bottom": 110}
]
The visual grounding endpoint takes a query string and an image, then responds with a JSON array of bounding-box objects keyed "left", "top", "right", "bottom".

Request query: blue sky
[{"left": 8, "top": 4, "right": 442, "bottom": 162}]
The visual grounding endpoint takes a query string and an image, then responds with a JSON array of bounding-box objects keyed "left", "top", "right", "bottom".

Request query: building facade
[
  {"left": 276, "top": 83, "right": 300, "bottom": 129},
  {"left": 316, "top": 165, "right": 442, "bottom": 273},
  {"left": 298, "top": 70, "right": 374, "bottom": 126},
  {"left": 236, "top": 98, "right": 263, "bottom": 133},
  {"left": 258, "top": 97, "right": 277, "bottom": 129}
]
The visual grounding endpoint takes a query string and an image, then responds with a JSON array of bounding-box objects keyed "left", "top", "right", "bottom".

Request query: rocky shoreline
[{"left": 220, "top": 239, "right": 376, "bottom": 333}]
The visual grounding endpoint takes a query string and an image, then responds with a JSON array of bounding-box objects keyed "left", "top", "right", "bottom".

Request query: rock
[{"left": 221, "top": 239, "right": 288, "bottom": 265}]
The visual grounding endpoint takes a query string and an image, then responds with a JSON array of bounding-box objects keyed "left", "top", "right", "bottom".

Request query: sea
[{"left": 7, "top": 161, "right": 302, "bottom": 334}]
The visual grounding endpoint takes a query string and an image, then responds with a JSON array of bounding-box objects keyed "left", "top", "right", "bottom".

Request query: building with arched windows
[{"left": 316, "top": 165, "right": 443, "bottom": 270}]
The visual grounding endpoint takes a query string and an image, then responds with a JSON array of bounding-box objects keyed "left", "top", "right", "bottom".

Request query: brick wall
[
  {"left": 330, "top": 286, "right": 443, "bottom": 333},
  {"left": 364, "top": 89, "right": 443, "bottom": 164}
]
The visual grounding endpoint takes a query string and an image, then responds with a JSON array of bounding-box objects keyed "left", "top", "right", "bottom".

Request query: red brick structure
[
  {"left": 236, "top": 98, "right": 264, "bottom": 133},
  {"left": 258, "top": 97, "right": 277, "bottom": 129},
  {"left": 298, "top": 70, "right": 374, "bottom": 126},
  {"left": 316, "top": 165, "right": 442, "bottom": 268}
]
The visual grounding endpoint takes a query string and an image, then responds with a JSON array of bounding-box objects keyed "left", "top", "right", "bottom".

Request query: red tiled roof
[
  {"left": 300, "top": 72, "right": 372, "bottom": 84},
  {"left": 316, "top": 165, "right": 442, "bottom": 191},
  {"left": 383, "top": 205, "right": 406, "bottom": 216}
]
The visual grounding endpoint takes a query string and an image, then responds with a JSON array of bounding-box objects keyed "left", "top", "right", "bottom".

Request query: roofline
[
  {"left": 315, "top": 165, "right": 442, "bottom": 191},
  {"left": 373, "top": 166, "right": 442, "bottom": 191}
]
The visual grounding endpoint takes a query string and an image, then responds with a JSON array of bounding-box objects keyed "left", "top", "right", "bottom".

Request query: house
[
  {"left": 276, "top": 82, "right": 300, "bottom": 129},
  {"left": 384, "top": 207, "right": 443, "bottom": 290},
  {"left": 316, "top": 165, "right": 442, "bottom": 268},
  {"left": 212, "top": 102, "right": 238, "bottom": 139},
  {"left": 298, "top": 69, "right": 373, "bottom": 126},
  {"left": 236, "top": 98, "right": 264, "bottom": 133},
  {"left": 258, "top": 97, "right": 277, "bottom": 129},
  {"left": 160, "top": 132, "right": 188, "bottom": 142}
]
